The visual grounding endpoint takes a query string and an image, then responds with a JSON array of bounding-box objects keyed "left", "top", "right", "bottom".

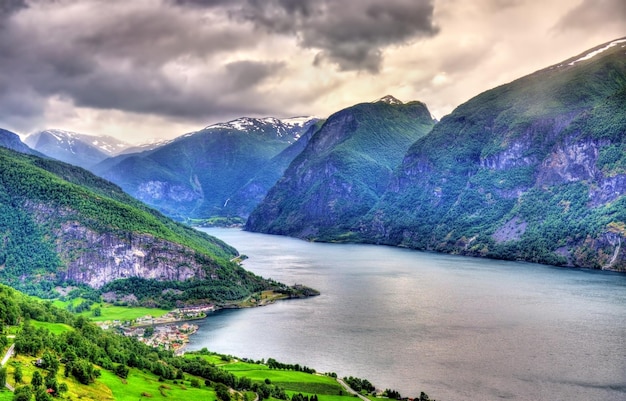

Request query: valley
[{"left": 0, "top": 36, "right": 623, "bottom": 401}]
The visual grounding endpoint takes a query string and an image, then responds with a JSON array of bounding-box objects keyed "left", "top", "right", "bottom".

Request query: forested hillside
[
  {"left": 357, "top": 38, "right": 626, "bottom": 270},
  {"left": 0, "top": 284, "right": 425, "bottom": 401},
  {"left": 0, "top": 146, "right": 280, "bottom": 302},
  {"left": 246, "top": 97, "right": 436, "bottom": 239},
  {"left": 93, "top": 117, "right": 317, "bottom": 220}
]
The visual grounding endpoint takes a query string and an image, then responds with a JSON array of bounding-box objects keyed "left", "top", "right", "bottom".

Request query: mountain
[
  {"left": 25, "top": 129, "right": 133, "bottom": 169},
  {"left": 246, "top": 97, "right": 436, "bottom": 238},
  {"left": 354, "top": 38, "right": 626, "bottom": 270},
  {"left": 92, "top": 116, "right": 318, "bottom": 221},
  {"left": 0, "top": 128, "right": 42, "bottom": 156},
  {"left": 221, "top": 119, "right": 324, "bottom": 219},
  {"left": 0, "top": 146, "right": 287, "bottom": 303}
]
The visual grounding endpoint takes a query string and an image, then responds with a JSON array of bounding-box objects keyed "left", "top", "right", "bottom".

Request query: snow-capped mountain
[
  {"left": 194, "top": 116, "right": 319, "bottom": 143},
  {"left": 93, "top": 115, "right": 320, "bottom": 220},
  {"left": 24, "top": 129, "right": 133, "bottom": 169}
]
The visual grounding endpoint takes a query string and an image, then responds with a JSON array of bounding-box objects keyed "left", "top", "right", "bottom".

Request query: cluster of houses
[
  {"left": 121, "top": 323, "right": 199, "bottom": 353},
  {"left": 95, "top": 304, "right": 215, "bottom": 353}
]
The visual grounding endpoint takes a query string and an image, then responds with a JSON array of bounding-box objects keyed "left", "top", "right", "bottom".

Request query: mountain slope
[
  {"left": 0, "top": 128, "right": 42, "bottom": 156},
  {"left": 0, "top": 146, "right": 281, "bottom": 301},
  {"left": 25, "top": 129, "right": 132, "bottom": 169},
  {"left": 358, "top": 38, "right": 626, "bottom": 270},
  {"left": 222, "top": 119, "right": 324, "bottom": 219},
  {"left": 246, "top": 97, "right": 436, "bottom": 239},
  {"left": 93, "top": 117, "right": 317, "bottom": 220}
]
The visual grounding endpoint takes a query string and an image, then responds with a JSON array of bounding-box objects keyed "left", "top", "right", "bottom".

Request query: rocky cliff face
[
  {"left": 55, "top": 222, "right": 210, "bottom": 288},
  {"left": 24, "top": 201, "right": 219, "bottom": 289},
  {"left": 358, "top": 38, "right": 626, "bottom": 271}
]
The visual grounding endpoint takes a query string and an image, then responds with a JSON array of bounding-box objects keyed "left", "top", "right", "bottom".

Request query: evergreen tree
[{"left": 31, "top": 370, "right": 43, "bottom": 387}]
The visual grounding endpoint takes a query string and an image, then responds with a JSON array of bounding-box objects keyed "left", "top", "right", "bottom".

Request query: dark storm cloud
[
  {"left": 236, "top": 0, "right": 439, "bottom": 73},
  {"left": 0, "top": 0, "right": 27, "bottom": 18},
  {"left": 0, "top": 0, "right": 285, "bottom": 131},
  {"left": 0, "top": 0, "right": 439, "bottom": 133},
  {"left": 225, "top": 60, "right": 286, "bottom": 92},
  {"left": 554, "top": 0, "right": 626, "bottom": 32}
]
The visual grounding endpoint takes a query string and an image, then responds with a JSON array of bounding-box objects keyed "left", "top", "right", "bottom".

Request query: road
[
  {"left": 1, "top": 343, "right": 15, "bottom": 391},
  {"left": 336, "top": 378, "right": 370, "bottom": 401}
]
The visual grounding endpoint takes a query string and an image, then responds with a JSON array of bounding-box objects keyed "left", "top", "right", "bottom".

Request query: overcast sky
[{"left": 0, "top": 0, "right": 624, "bottom": 143}]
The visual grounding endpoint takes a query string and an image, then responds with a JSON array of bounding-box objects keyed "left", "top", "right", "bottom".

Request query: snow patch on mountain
[
  {"left": 568, "top": 38, "right": 626, "bottom": 66},
  {"left": 374, "top": 95, "right": 403, "bottom": 105}
]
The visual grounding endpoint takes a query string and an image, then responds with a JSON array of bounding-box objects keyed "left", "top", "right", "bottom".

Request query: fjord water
[{"left": 190, "top": 228, "right": 626, "bottom": 401}]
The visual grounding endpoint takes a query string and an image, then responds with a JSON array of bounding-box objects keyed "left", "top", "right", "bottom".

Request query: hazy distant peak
[
  {"left": 374, "top": 95, "right": 403, "bottom": 105},
  {"left": 26, "top": 129, "right": 131, "bottom": 157},
  {"left": 281, "top": 116, "right": 319, "bottom": 127}
]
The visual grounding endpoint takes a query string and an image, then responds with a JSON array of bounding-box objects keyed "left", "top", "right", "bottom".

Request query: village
[{"left": 96, "top": 305, "right": 215, "bottom": 354}]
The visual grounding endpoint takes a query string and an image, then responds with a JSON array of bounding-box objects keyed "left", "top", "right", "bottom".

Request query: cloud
[
  {"left": 554, "top": 0, "right": 626, "bottom": 32},
  {"left": 0, "top": 0, "right": 26, "bottom": 18},
  {"left": 0, "top": 0, "right": 287, "bottom": 132},
  {"left": 236, "top": 0, "right": 439, "bottom": 73}
]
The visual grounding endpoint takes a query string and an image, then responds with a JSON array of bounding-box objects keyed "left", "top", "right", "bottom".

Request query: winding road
[{"left": 1, "top": 343, "right": 15, "bottom": 391}]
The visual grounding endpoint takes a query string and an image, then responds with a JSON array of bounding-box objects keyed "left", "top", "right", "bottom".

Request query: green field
[
  {"left": 30, "top": 320, "right": 73, "bottom": 335},
  {"left": 215, "top": 359, "right": 348, "bottom": 399},
  {"left": 51, "top": 298, "right": 170, "bottom": 322},
  {"left": 99, "top": 369, "right": 218, "bottom": 401}
]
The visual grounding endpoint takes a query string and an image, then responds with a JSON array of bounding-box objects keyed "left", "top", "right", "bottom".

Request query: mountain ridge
[
  {"left": 92, "top": 116, "right": 319, "bottom": 220},
  {"left": 0, "top": 146, "right": 286, "bottom": 303},
  {"left": 246, "top": 99, "right": 436, "bottom": 238}
]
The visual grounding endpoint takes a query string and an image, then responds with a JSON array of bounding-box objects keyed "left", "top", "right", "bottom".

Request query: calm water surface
[{"left": 188, "top": 228, "right": 626, "bottom": 401}]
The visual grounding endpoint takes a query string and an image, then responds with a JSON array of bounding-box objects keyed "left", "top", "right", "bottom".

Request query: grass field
[
  {"left": 99, "top": 369, "right": 219, "bottom": 401},
  {"left": 30, "top": 320, "right": 73, "bottom": 335},
  {"left": 209, "top": 358, "right": 351, "bottom": 400},
  {"left": 51, "top": 298, "right": 170, "bottom": 322},
  {"left": 6, "top": 355, "right": 114, "bottom": 401}
]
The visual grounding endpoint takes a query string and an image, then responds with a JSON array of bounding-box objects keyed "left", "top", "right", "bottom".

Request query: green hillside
[
  {"left": 246, "top": 98, "right": 436, "bottom": 240},
  {"left": 358, "top": 38, "right": 626, "bottom": 270},
  {"left": 0, "top": 147, "right": 280, "bottom": 301},
  {"left": 0, "top": 284, "right": 430, "bottom": 401},
  {"left": 93, "top": 118, "right": 316, "bottom": 220}
]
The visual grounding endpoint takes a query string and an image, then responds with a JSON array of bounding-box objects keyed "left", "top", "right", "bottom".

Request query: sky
[{"left": 0, "top": 0, "right": 624, "bottom": 144}]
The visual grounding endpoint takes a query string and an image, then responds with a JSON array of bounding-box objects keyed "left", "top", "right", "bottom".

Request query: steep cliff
[
  {"left": 359, "top": 38, "right": 626, "bottom": 271},
  {"left": 246, "top": 97, "right": 436, "bottom": 239}
]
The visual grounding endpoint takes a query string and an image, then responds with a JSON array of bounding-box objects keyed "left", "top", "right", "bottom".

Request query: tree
[
  {"left": 0, "top": 367, "right": 6, "bottom": 388},
  {"left": 215, "top": 383, "right": 231, "bottom": 401},
  {"left": 114, "top": 364, "right": 129, "bottom": 379},
  {"left": 12, "top": 385, "right": 32, "bottom": 401},
  {"left": 35, "top": 387, "right": 52, "bottom": 401},
  {"left": 13, "top": 365, "right": 23, "bottom": 384},
  {"left": 143, "top": 326, "right": 155, "bottom": 338},
  {"left": 31, "top": 370, "right": 43, "bottom": 387}
]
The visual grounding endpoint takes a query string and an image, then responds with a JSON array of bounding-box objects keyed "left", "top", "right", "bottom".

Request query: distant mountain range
[
  {"left": 3, "top": 37, "right": 624, "bottom": 272},
  {"left": 23, "top": 129, "right": 168, "bottom": 169},
  {"left": 91, "top": 116, "right": 318, "bottom": 220}
]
